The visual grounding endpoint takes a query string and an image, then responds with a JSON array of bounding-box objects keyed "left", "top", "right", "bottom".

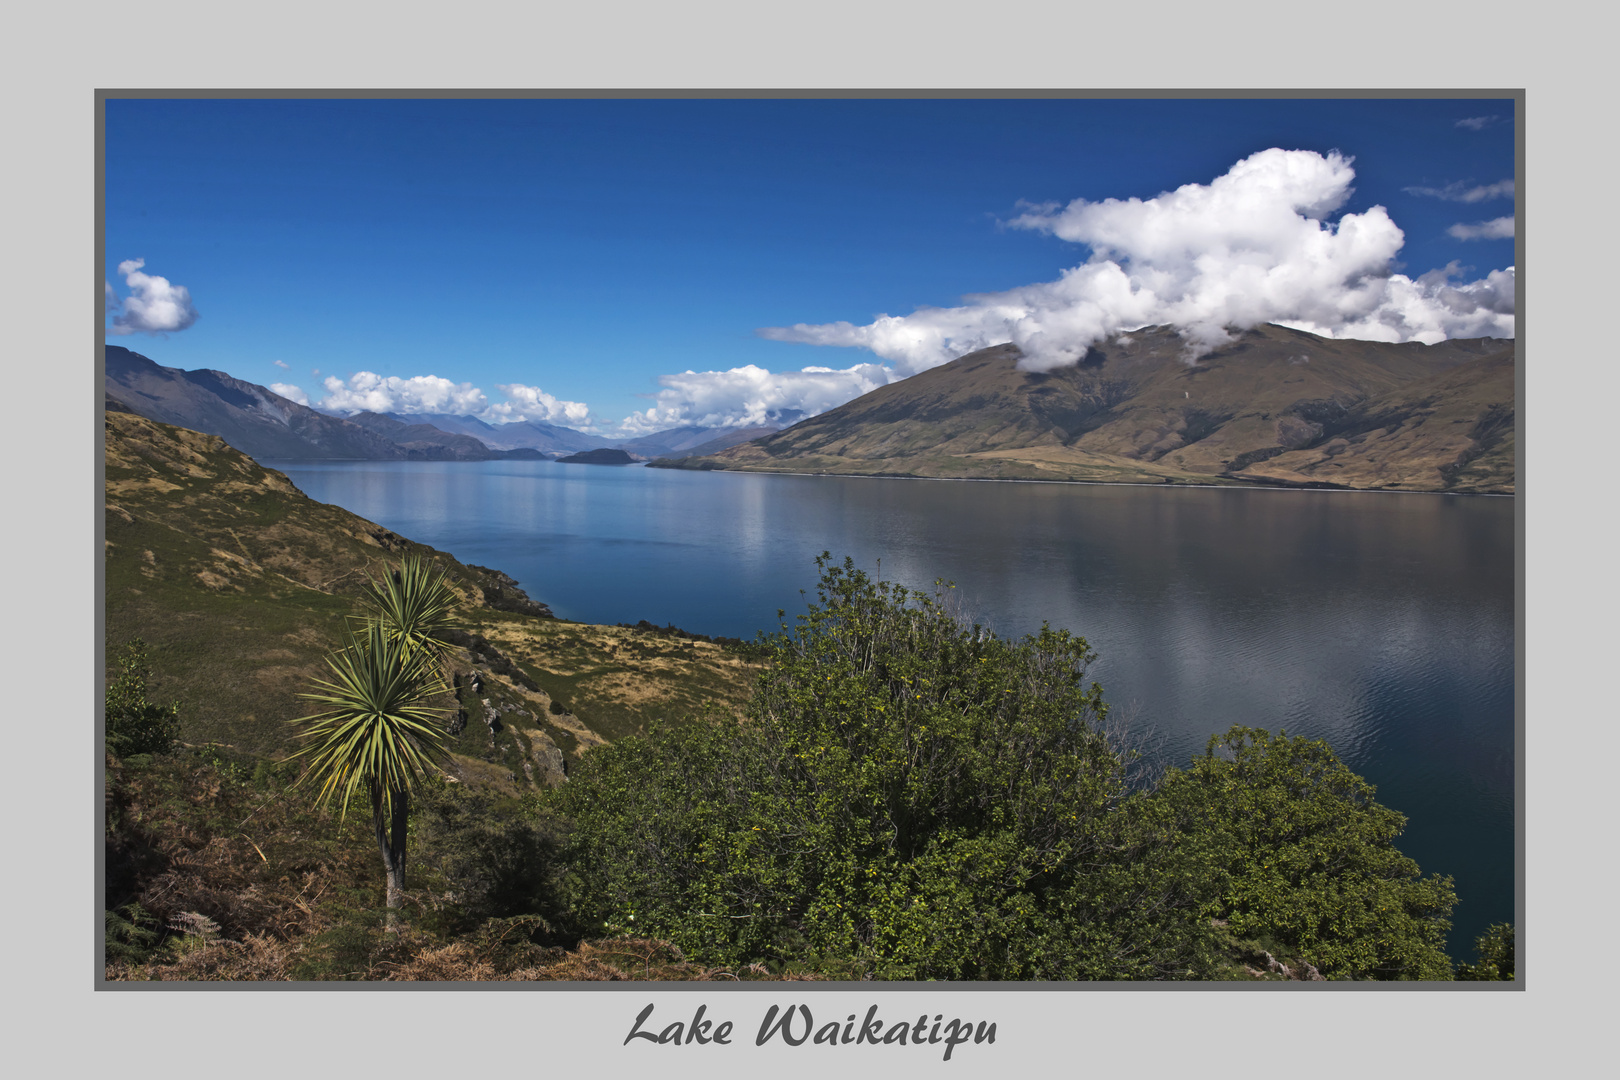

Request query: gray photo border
[{"left": 94, "top": 88, "right": 1525, "bottom": 997}]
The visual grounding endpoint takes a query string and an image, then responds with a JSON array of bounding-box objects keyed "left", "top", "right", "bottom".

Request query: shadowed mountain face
[
  {"left": 444, "top": 421, "right": 780, "bottom": 459},
  {"left": 343, "top": 411, "right": 544, "bottom": 461},
  {"left": 617, "top": 425, "right": 776, "bottom": 458},
  {"left": 373, "top": 411, "right": 507, "bottom": 443},
  {"left": 662, "top": 325, "right": 1514, "bottom": 494},
  {"left": 106, "top": 346, "right": 411, "bottom": 462},
  {"left": 470, "top": 418, "right": 618, "bottom": 455},
  {"left": 662, "top": 425, "right": 781, "bottom": 459}
]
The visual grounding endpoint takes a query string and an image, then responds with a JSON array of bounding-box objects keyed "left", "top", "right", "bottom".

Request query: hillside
[
  {"left": 659, "top": 325, "right": 1514, "bottom": 494},
  {"left": 104, "top": 408, "right": 762, "bottom": 782}
]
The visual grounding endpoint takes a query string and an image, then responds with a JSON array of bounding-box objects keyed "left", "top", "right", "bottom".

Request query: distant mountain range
[
  {"left": 106, "top": 329, "right": 1514, "bottom": 494},
  {"left": 655, "top": 324, "right": 1515, "bottom": 494},
  {"left": 103, "top": 346, "right": 778, "bottom": 463}
]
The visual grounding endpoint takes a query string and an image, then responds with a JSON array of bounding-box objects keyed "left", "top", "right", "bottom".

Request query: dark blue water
[{"left": 268, "top": 458, "right": 1516, "bottom": 958}]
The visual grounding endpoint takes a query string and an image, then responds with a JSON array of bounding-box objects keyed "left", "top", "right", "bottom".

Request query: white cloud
[
  {"left": 1276, "top": 263, "right": 1515, "bottom": 344},
  {"left": 1447, "top": 216, "right": 1515, "bottom": 241},
  {"left": 1455, "top": 115, "right": 1500, "bottom": 131},
  {"left": 310, "top": 371, "right": 595, "bottom": 429},
  {"left": 616, "top": 362, "right": 897, "bottom": 435},
  {"left": 106, "top": 258, "right": 200, "bottom": 335},
  {"left": 269, "top": 382, "right": 310, "bottom": 406},
  {"left": 761, "top": 148, "right": 1516, "bottom": 372},
  {"left": 317, "top": 372, "right": 490, "bottom": 417},
  {"left": 1404, "top": 179, "right": 1514, "bottom": 203},
  {"left": 484, "top": 384, "right": 594, "bottom": 427},
  {"left": 272, "top": 359, "right": 290, "bottom": 370}
]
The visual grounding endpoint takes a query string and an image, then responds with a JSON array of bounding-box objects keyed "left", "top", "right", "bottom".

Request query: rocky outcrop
[
  {"left": 526, "top": 728, "right": 568, "bottom": 787},
  {"left": 466, "top": 564, "right": 553, "bottom": 618},
  {"left": 442, "top": 630, "right": 541, "bottom": 691}
]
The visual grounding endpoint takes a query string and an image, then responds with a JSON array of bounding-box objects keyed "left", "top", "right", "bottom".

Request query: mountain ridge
[
  {"left": 105, "top": 346, "right": 780, "bottom": 463},
  {"left": 656, "top": 324, "right": 1514, "bottom": 494}
]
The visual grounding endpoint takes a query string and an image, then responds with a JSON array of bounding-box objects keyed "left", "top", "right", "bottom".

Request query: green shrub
[
  {"left": 1455, "top": 922, "right": 1514, "bottom": 981},
  {"left": 1152, "top": 727, "right": 1457, "bottom": 980},
  {"left": 105, "top": 638, "right": 180, "bottom": 758},
  {"left": 549, "top": 555, "right": 1224, "bottom": 980}
]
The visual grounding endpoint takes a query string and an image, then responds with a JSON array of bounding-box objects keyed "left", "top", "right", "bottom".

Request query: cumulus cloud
[
  {"left": 318, "top": 372, "right": 490, "bottom": 417},
  {"left": 1276, "top": 261, "right": 1514, "bottom": 343},
  {"left": 310, "top": 371, "right": 595, "bottom": 429},
  {"left": 616, "top": 362, "right": 896, "bottom": 435},
  {"left": 1404, "top": 179, "right": 1514, "bottom": 203},
  {"left": 106, "top": 258, "right": 201, "bottom": 336},
  {"left": 270, "top": 382, "right": 310, "bottom": 405},
  {"left": 272, "top": 359, "right": 290, "bottom": 370},
  {"left": 1447, "top": 216, "right": 1515, "bottom": 241},
  {"left": 1455, "top": 115, "right": 1500, "bottom": 131},
  {"left": 761, "top": 148, "right": 1516, "bottom": 373},
  {"left": 484, "top": 384, "right": 594, "bottom": 427}
]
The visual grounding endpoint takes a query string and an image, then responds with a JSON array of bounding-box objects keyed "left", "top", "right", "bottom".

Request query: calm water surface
[{"left": 269, "top": 459, "right": 1516, "bottom": 956}]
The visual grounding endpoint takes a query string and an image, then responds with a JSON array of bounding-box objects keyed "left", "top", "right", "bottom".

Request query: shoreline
[
  {"left": 266, "top": 455, "right": 1513, "bottom": 498},
  {"left": 644, "top": 461, "right": 1515, "bottom": 497}
]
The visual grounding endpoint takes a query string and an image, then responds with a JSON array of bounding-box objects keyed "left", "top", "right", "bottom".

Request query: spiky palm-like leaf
[
  {"left": 287, "top": 619, "right": 450, "bottom": 821},
  {"left": 356, "top": 553, "right": 460, "bottom": 657}
]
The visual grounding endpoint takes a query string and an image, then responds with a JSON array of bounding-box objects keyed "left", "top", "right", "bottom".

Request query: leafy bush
[
  {"left": 105, "top": 638, "right": 181, "bottom": 758},
  {"left": 550, "top": 555, "right": 1224, "bottom": 979},
  {"left": 1455, "top": 922, "right": 1514, "bottom": 981},
  {"left": 1152, "top": 727, "right": 1458, "bottom": 980}
]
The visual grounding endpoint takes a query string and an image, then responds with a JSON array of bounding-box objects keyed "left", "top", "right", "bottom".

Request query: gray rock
[{"left": 528, "top": 728, "right": 568, "bottom": 787}]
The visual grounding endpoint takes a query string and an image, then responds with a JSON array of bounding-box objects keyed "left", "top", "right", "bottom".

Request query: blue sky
[{"left": 104, "top": 97, "right": 1516, "bottom": 434}]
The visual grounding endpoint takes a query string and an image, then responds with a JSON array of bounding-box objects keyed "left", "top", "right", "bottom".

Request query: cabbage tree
[
  {"left": 356, "top": 554, "right": 460, "bottom": 658},
  {"left": 290, "top": 556, "right": 461, "bottom": 916}
]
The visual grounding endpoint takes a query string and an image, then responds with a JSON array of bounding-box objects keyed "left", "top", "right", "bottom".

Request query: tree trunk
[{"left": 371, "top": 782, "right": 409, "bottom": 930}]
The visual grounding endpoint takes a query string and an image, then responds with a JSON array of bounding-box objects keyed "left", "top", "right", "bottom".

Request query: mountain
[
  {"left": 657, "top": 325, "right": 1514, "bottom": 494},
  {"left": 309, "top": 410, "right": 779, "bottom": 461},
  {"left": 106, "top": 346, "right": 782, "bottom": 463},
  {"left": 468, "top": 421, "right": 781, "bottom": 459},
  {"left": 474, "top": 419, "right": 617, "bottom": 455},
  {"left": 343, "top": 410, "right": 544, "bottom": 460},
  {"left": 667, "top": 425, "right": 780, "bottom": 459},
  {"left": 379, "top": 416, "right": 782, "bottom": 459},
  {"left": 617, "top": 424, "right": 781, "bottom": 459},
  {"left": 106, "top": 346, "right": 412, "bottom": 461},
  {"left": 106, "top": 346, "right": 543, "bottom": 463},
  {"left": 382, "top": 411, "right": 508, "bottom": 443}
]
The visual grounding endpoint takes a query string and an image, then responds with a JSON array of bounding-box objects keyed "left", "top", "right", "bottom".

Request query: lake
[{"left": 267, "top": 457, "right": 1516, "bottom": 957}]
